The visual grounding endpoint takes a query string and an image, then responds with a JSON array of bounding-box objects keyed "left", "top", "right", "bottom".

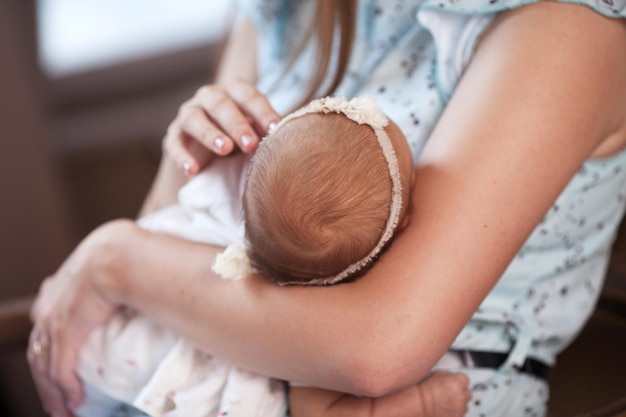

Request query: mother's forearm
[{"left": 93, "top": 220, "right": 452, "bottom": 397}]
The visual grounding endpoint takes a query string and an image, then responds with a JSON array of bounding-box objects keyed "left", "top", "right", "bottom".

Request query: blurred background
[
  {"left": 0, "top": 1, "right": 233, "bottom": 415},
  {"left": 0, "top": 1, "right": 624, "bottom": 416}
]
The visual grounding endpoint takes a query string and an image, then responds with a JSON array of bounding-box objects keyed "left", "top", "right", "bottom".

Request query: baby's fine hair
[{"left": 243, "top": 112, "right": 412, "bottom": 285}]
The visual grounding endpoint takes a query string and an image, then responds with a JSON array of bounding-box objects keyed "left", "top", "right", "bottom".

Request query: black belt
[{"left": 449, "top": 349, "right": 550, "bottom": 380}]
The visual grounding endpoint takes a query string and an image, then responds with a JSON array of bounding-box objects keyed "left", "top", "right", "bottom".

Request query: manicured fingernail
[
  {"left": 268, "top": 121, "right": 279, "bottom": 132},
  {"left": 241, "top": 134, "right": 253, "bottom": 149},
  {"left": 214, "top": 137, "right": 226, "bottom": 152},
  {"left": 182, "top": 161, "right": 192, "bottom": 177}
]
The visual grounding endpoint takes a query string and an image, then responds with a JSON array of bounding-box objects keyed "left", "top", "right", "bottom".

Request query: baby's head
[{"left": 243, "top": 97, "right": 413, "bottom": 285}]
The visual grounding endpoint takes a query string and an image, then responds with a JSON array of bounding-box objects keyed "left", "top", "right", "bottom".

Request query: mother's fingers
[
  {"left": 164, "top": 122, "right": 223, "bottom": 177},
  {"left": 49, "top": 328, "right": 83, "bottom": 410},
  {"left": 191, "top": 85, "right": 262, "bottom": 153},
  {"left": 177, "top": 101, "right": 234, "bottom": 154},
  {"left": 224, "top": 79, "right": 281, "bottom": 134},
  {"left": 163, "top": 81, "right": 280, "bottom": 176},
  {"left": 27, "top": 329, "right": 51, "bottom": 374},
  {"left": 30, "top": 277, "right": 54, "bottom": 322},
  {"left": 31, "top": 369, "right": 73, "bottom": 417},
  {"left": 27, "top": 330, "right": 72, "bottom": 417}
]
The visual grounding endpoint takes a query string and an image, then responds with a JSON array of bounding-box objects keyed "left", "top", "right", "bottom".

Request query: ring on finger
[{"left": 33, "top": 336, "right": 50, "bottom": 356}]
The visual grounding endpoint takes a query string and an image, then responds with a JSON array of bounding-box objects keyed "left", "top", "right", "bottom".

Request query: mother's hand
[
  {"left": 27, "top": 221, "right": 129, "bottom": 417},
  {"left": 164, "top": 79, "right": 281, "bottom": 177}
]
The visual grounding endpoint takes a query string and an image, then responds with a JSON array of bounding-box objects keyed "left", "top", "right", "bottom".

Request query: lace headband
[{"left": 212, "top": 96, "right": 403, "bottom": 286}]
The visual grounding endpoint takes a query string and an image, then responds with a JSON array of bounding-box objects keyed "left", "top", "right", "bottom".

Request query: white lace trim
[
  {"left": 212, "top": 243, "right": 254, "bottom": 281},
  {"left": 274, "top": 96, "right": 390, "bottom": 131},
  {"left": 212, "top": 96, "right": 403, "bottom": 286}
]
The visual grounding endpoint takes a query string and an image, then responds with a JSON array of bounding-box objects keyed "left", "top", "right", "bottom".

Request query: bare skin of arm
[
  {"left": 289, "top": 372, "right": 471, "bottom": 417},
  {"left": 29, "top": 4, "right": 626, "bottom": 415},
  {"left": 289, "top": 386, "right": 439, "bottom": 417}
]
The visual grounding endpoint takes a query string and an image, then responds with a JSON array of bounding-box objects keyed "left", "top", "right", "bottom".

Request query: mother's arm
[
  {"left": 102, "top": 2, "right": 626, "bottom": 393},
  {"left": 33, "top": 3, "right": 626, "bottom": 412}
]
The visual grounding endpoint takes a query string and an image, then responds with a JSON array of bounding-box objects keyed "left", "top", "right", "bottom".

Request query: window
[{"left": 37, "top": 0, "right": 235, "bottom": 77}]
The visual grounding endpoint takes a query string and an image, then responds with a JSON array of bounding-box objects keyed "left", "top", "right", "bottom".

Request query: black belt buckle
[{"left": 450, "top": 349, "right": 550, "bottom": 380}]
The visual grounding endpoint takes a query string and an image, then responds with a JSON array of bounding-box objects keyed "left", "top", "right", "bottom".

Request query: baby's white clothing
[{"left": 75, "top": 154, "right": 287, "bottom": 417}]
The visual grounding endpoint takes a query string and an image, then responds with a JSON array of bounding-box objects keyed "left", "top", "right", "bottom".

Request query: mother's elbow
[
  {"left": 339, "top": 341, "right": 431, "bottom": 398},
  {"left": 346, "top": 363, "right": 401, "bottom": 398}
]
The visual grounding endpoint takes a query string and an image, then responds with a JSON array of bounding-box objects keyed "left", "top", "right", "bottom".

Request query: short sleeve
[
  {"left": 231, "top": 0, "right": 282, "bottom": 33},
  {"left": 416, "top": 9, "right": 494, "bottom": 102},
  {"left": 416, "top": 0, "right": 626, "bottom": 102},
  {"left": 232, "top": 0, "right": 315, "bottom": 59}
]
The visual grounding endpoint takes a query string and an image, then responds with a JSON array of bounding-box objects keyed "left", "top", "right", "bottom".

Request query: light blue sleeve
[
  {"left": 416, "top": 0, "right": 626, "bottom": 102},
  {"left": 231, "top": 0, "right": 312, "bottom": 60}
]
